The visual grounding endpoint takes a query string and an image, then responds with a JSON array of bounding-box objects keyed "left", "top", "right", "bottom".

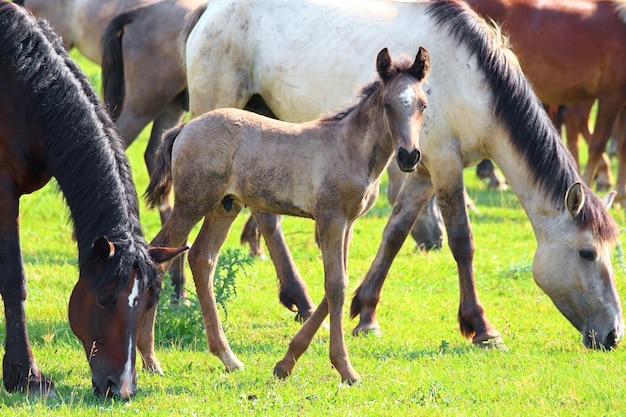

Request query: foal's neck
[{"left": 338, "top": 87, "right": 394, "bottom": 178}]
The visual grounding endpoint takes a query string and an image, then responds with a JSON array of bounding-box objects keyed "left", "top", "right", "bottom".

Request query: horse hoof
[
  {"left": 473, "top": 335, "right": 508, "bottom": 351},
  {"left": 341, "top": 376, "right": 362, "bottom": 386},
  {"left": 351, "top": 324, "right": 382, "bottom": 337},
  {"left": 273, "top": 364, "right": 291, "bottom": 379},
  {"left": 145, "top": 364, "right": 164, "bottom": 376},
  {"left": 219, "top": 351, "right": 244, "bottom": 372}
]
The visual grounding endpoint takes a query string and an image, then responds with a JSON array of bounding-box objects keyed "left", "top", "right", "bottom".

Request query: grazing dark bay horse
[
  {"left": 466, "top": 0, "right": 626, "bottom": 203},
  {"left": 0, "top": 3, "right": 183, "bottom": 398},
  {"left": 145, "top": 48, "right": 430, "bottom": 383},
  {"left": 185, "top": 0, "right": 623, "bottom": 352}
]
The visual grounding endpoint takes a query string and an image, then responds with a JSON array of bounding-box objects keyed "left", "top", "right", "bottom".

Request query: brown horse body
[
  {"left": 145, "top": 48, "right": 430, "bottom": 383},
  {"left": 466, "top": 0, "right": 626, "bottom": 202}
]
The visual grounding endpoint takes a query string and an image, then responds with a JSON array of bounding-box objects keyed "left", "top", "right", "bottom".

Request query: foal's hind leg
[
  {"left": 252, "top": 210, "right": 315, "bottom": 322},
  {"left": 189, "top": 210, "right": 244, "bottom": 371}
]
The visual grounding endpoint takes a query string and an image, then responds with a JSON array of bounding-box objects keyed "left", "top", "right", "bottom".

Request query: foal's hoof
[
  {"left": 219, "top": 351, "right": 244, "bottom": 372},
  {"left": 351, "top": 321, "right": 382, "bottom": 337},
  {"left": 472, "top": 335, "right": 508, "bottom": 351}
]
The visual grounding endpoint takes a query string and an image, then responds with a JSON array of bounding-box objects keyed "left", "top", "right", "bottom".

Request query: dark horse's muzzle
[{"left": 397, "top": 147, "right": 421, "bottom": 172}]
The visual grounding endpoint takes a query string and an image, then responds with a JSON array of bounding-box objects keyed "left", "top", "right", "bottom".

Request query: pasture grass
[{"left": 1, "top": 52, "right": 626, "bottom": 416}]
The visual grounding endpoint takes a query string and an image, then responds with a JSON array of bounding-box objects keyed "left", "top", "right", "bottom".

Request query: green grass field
[{"left": 1, "top": 51, "right": 626, "bottom": 416}]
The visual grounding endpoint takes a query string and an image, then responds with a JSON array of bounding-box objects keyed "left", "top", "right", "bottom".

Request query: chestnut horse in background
[
  {"left": 466, "top": 0, "right": 626, "bottom": 203},
  {"left": 146, "top": 47, "right": 430, "bottom": 383},
  {"left": 0, "top": 3, "right": 183, "bottom": 398}
]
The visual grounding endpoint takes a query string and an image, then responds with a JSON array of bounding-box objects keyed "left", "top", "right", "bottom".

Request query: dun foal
[{"left": 145, "top": 47, "right": 430, "bottom": 383}]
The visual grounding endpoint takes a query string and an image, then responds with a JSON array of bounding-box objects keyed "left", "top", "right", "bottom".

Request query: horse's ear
[
  {"left": 565, "top": 182, "right": 585, "bottom": 219},
  {"left": 376, "top": 47, "right": 395, "bottom": 81},
  {"left": 601, "top": 191, "right": 616, "bottom": 210},
  {"left": 92, "top": 236, "right": 115, "bottom": 261},
  {"left": 149, "top": 246, "right": 189, "bottom": 264},
  {"left": 409, "top": 46, "right": 431, "bottom": 81}
]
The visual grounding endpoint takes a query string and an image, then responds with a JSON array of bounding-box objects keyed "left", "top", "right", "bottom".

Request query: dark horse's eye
[
  {"left": 579, "top": 249, "right": 597, "bottom": 261},
  {"left": 383, "top": 102, "right": 392, "bottom": 112},
  {"left": 96, "top": 295, "right": 117, "bottom": 309}
]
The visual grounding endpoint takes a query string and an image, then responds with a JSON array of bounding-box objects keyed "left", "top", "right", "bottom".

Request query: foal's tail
[
  {"left": 101, "top": 9, "right": 136, "bottom": 120},
  {"left": 145, "top": 124, "right": 185, "bottom": 208}
]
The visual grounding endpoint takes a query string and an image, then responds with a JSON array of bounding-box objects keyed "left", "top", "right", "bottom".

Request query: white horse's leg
[
  {"left": 351, "top": 171, "right": 434, "bottom": 334},
  {"left": 430, "top": 162, "right": 503, "bottom": 347},
  {"left": 188, "top": 210, "right": 244, "bottom": 371}
]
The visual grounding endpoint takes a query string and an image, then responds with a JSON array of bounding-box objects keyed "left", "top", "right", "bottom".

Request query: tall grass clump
[{"left": 154, "top": 247, "right": 252, "bottom": 348}]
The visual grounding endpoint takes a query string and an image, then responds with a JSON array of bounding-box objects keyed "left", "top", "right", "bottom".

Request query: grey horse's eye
[{"left": 579, "top": 249, "right": 596, "bottom": 261}]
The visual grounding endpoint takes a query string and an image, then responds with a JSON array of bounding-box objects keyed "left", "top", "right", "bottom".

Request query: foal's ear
[
  {"left": 376, "top": 47, "right": 395, "bottom": 81},
  {"left": 409, "top": 46, "right": 430, "bottom": 81},
  {"left": 565, "top": 182, "right": 585, "bottom": 219}
]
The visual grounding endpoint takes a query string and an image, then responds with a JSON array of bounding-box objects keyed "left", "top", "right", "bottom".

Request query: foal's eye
[
  {"left": 384, "top": 102, "right": 392, "bottom": 112},
  {"left": 579, "top": 249, "right": 597, "bottom": 261}
]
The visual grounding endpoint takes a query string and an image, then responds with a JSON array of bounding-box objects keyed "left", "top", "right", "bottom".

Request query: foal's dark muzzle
[{"left": 397, "top": 147, "right": 421, "bottom": 172}]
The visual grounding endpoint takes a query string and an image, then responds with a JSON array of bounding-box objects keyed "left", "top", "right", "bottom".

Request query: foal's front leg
[
  {"left": 189, "top": 211, "right": 244, "bottom": 371},
  {"left": 275, "top": 218, "right": 359, "bottom": 384}
]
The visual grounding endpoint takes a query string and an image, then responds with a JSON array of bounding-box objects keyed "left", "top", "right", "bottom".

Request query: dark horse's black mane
[
  {"left": 0, "top": 3, "right": 156, "bottom": 292},
  {"left": 427, "top": 0, "right": 617, "bottom": 241}
]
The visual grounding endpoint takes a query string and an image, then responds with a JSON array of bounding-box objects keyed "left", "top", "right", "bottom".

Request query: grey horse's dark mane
[{"left": 427, "top": 0, "right": 617, "bottom": 240}]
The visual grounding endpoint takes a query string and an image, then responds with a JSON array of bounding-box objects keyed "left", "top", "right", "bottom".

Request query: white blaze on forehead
[
  {"left": 128, "top": 278, "right": 139, "bottom": 309},
  {"left": 399, "top": 85, "right": 416, "bottom": 109}
]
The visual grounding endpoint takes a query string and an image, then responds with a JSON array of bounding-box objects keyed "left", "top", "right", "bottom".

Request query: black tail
[
  {"left": 144, "top": 124, "right": 185, "bottom": 208},
  {"left": 101, "top": 10, "right": 135, "bottom": 120}
]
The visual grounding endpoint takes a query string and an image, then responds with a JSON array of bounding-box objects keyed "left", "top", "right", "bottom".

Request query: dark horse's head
[
  {"left": 68, "top": 238, "right": 185, "bottom": 398},
  {"left": 1, "top": 2, "right": 187, "bottom": 398}
]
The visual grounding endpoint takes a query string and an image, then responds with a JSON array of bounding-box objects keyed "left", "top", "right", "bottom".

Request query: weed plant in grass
[{"left": 1, "top": 50, "right": 626, "bottom": 416}]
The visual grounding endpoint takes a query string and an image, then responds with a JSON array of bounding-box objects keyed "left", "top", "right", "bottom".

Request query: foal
[{"left": 146, "top": 47, "right": 430, "bottom": 383}]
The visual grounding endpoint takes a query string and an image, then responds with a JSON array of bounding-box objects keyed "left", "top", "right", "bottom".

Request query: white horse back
[{"left": 186, "top": 0, "right": 494, "bottom": 171}]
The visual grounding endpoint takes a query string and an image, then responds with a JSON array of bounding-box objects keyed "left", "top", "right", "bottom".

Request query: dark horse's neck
[{"left": 3, "top": 9, "right": 151, "bottom": 291}]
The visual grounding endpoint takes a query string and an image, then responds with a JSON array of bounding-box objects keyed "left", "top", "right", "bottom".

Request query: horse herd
[{"left": 1, "top": 0, "right": 625, "bottom": 400}]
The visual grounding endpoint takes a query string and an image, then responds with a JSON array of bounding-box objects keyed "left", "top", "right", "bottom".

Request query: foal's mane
[
  {"left": 427, "top": 0, "right": 617, "bottom": 240},
  {"left": 0, "top": 3, "right": 156, "bottom": 291},
  {"left": 322, "top": 58, "right": 418, "bottom": 123}
]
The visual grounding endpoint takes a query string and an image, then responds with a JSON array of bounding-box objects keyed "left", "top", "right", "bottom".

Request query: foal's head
[{"left": 376, "top": 47, "right": 430, "bottom": 172}]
